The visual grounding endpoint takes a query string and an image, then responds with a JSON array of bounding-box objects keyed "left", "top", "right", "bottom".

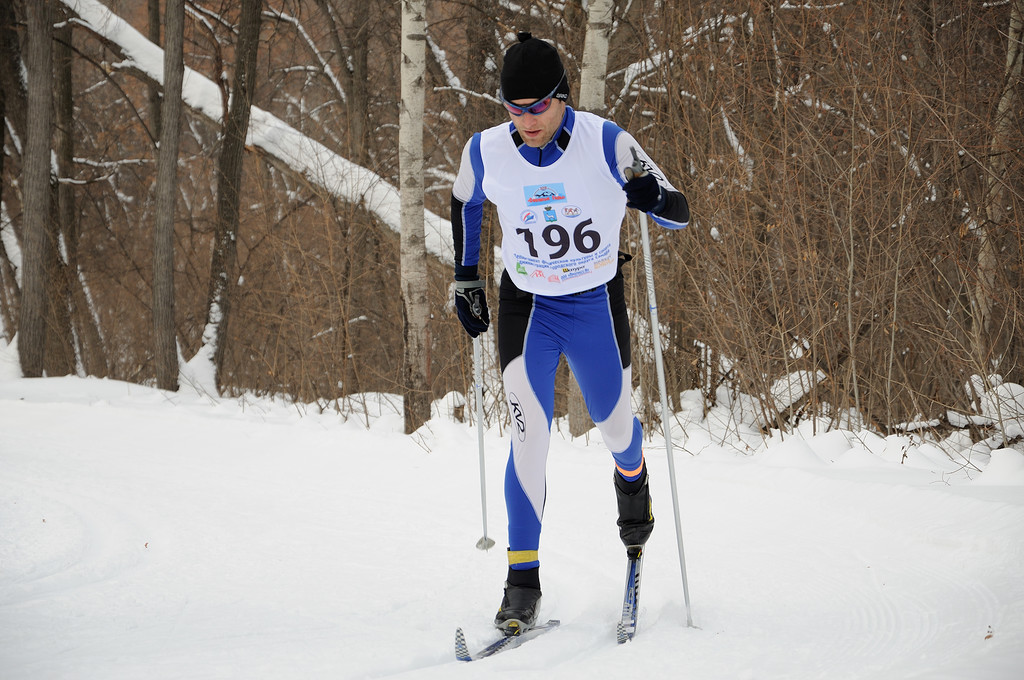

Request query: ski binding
[{"left": 455, "top": 619, "right": 561, "bottom": 661}]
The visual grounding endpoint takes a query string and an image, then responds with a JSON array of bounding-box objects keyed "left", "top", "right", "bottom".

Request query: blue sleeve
[
  {"left": 602, "top": 121, "right": 626, "bottom": 187},
  {"left": 452, "top": 134, "right": 487, "bottom": 279}
]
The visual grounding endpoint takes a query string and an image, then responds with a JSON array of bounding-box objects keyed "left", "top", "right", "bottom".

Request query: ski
[
  {"left": 616, "top": 546, "right": 644, "bottom": 643},
  {"left": 455, "top": 619, "right": 561, "bottom": 661}
]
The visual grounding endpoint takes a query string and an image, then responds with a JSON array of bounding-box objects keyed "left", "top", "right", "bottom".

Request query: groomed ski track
[{"left": 1, "top": 376, "right": 1022, "bottom": 679}]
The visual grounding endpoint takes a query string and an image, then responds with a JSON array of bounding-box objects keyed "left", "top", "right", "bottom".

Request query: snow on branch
[
  {"left": 606, "top": 11, "right": 745, "bottom": 118},
  {"left": 779, "top": 1, "right": 848, "bottom": 9},
  {"left": 62, "top": 0, "right": 454, "bottom": 265},
  {"left": 262, "top": 7, "right": 347, "bottom": 105},
  {"left": 719, "top": 107, "right": 753, "bottom": 190},
  {"left": 426, "top": 33, "right": 467, "bottom": 107}
]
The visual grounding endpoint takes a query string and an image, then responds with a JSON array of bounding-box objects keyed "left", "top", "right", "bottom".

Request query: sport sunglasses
[{"left": 499, "top": 76, "right": 564, "bottom": 116}]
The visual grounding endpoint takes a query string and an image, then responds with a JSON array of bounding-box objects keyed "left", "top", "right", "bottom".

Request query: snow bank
[{"left": 2, "top": 366, "right": 1023, "bottom": 679}]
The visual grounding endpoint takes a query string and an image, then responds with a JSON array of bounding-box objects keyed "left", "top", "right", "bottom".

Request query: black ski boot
[
  {"left": 615, "top": 464, "right": 654, "bottom": 547},
  {"left": 494, "top": 566, "right": 541, "bottom": 635}
]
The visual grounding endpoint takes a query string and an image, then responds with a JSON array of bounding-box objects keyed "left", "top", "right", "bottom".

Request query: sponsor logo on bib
[{"left": 524, "top": 183, "right": 567, "bottom": 206}]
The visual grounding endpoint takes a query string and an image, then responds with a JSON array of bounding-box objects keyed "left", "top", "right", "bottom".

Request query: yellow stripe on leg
[{"left": 507, "top": 550, "right": 539, "bottom": 566}]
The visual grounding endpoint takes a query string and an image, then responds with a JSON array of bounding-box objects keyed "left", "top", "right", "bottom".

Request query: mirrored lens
[{"left": 504, "top": 97, "right": 553, "bottom": 116}]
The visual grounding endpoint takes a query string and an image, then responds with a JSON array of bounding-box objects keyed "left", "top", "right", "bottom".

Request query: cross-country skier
[{"left": 451, "top": 32, "right": 690, "bottom": 634}]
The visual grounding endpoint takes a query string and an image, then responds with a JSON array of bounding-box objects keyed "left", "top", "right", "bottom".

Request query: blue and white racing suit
[{"left": 451, "top": 107, "right": 689, "bottom": 572}]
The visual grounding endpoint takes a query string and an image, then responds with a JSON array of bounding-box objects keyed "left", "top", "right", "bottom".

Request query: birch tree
[
  {"left": 578, "top": 0, "right": 613, "bottom": 114},
  {"left": 399, "top": 0, "right": 430, "bottom": 432},
  {"left": 153, "top": 0, "right": 185, "bottom": 391}
]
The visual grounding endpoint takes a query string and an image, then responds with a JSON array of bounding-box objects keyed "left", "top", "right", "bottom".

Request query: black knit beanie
[{"left": 500, "top": 32, "right": 569, "bottom": 103}]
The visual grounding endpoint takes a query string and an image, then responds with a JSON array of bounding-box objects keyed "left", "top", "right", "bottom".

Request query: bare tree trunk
[
  {"left": 578, "top": 0, "right": 613, "bottom": 114},
  {"left": 973, "top": 1, "right": 1022, "bottom": 367},
  {"left": 342, "top": 0, "right": 370, "bottom": 166},
  {"left": 55, "top": 17, "right": 106, "bottom": 377},
  {"left": 18, "top": 0, "right": 53, "bottom": 377},
  {"left": 42, "top": 189, "right": 75, "bottom": 376},
  {"left": 147, "top": 0, "right": 162, "bottom": 138},
  {"left": 0, "top": 85, "right": 11, "bottom": 339},
  {"left": 34, "top": 8, "right": 74, "bottom": 377},
  {"left": 0, "top": 0, "right": 27, "bottom": 146},
  {"left": 0, "top": 1, "right": 25, "bottom": 336},
  {"left": 153, "top": 0, "right": 185, "bottom": 391},
  {"left": 0, "top": 233, "right": 16, "bottom": 340},
  {"left": 313, "top": 0, "right": 371, "bottom": 165},
  {"left": 399, "top": 0, "right": 430, "bottom": 433},
  {"left": 54, "top": 19, "right": 77, "bottom": 372},
  {"left": 202, "top": 0, "right": 262, "bottom": 391}
]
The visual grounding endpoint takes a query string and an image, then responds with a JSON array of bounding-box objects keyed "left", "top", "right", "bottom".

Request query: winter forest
[{"left": 1, "top": 0, "right": 1022, "bottom": 447}]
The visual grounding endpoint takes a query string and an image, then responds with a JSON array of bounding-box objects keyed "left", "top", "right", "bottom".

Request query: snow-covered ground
[{"left": 2, "top": 345, "right": 1023, "bottom": 679}]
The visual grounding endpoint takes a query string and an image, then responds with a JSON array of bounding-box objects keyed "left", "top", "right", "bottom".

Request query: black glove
[
  {"left": 623, "top": 172, "right": 666, "bottom": 214},
  {"left": 454, "top": 280, "right": 490, "bottom": 337}
]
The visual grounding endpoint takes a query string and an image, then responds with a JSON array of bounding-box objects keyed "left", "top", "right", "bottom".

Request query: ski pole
[
  {"left": 627, "top": 148, "right": 694, "bottom": 627},
  {"left": 473, "top": 335, "right": 496, "bottom": 550}
]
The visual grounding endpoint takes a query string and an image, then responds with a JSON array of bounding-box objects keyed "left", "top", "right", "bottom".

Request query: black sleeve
[{"left": 656, "top": 189, "right": 690, "bottom": 227}]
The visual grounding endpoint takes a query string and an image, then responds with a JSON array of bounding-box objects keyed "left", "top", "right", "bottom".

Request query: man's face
[{"left": 507, "top": 98, "right": 566, "bottom": 148}]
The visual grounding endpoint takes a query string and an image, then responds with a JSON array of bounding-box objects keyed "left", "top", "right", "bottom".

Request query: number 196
[{"left": 516, "top": 218, "right": 600, "bottom": 260}]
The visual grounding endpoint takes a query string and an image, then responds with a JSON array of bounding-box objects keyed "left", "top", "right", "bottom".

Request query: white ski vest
[{"left": 478, "top": 111, "right": 627, "bottom": 296}]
